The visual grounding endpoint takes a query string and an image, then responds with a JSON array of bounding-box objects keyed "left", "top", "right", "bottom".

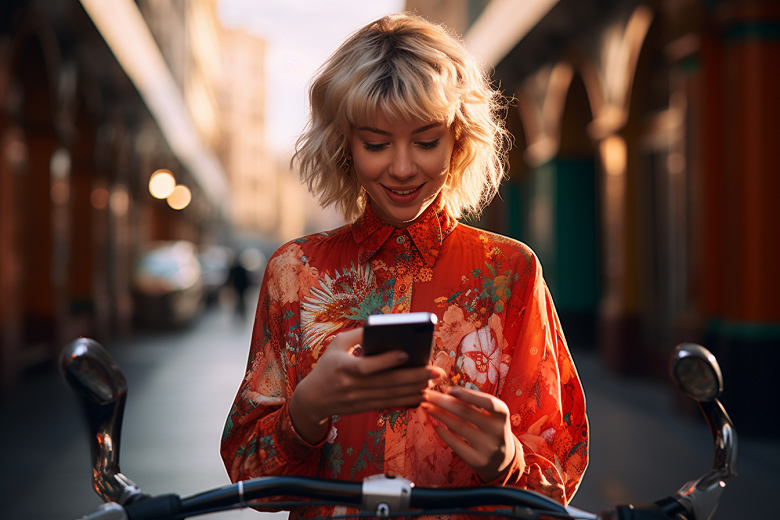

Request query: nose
[{"left": 389, "top": 146, "right": 415, "bottom": 180}]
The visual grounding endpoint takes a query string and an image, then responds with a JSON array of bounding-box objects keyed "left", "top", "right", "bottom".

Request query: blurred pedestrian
[
  {"left": 229, "top": 254, "right": 250, "bottom": 318},
  {"left": 221, "top": 13, "right": 588, "bottom": 518}
]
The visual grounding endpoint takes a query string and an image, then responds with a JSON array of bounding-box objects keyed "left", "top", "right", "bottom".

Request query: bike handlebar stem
[{"left": 674, "top": 398, "right": 737, "bottom": 520}]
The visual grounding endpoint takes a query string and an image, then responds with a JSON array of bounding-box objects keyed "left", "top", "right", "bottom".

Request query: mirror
[
  {"left": 60, "top": 337, "right": 127, "bottom": 405},
  {"left": 60, "top": 338, "right": 133, "bottom": 503},
  {"left": 670, "top": 343, "right": 723, "bottom": 402}
]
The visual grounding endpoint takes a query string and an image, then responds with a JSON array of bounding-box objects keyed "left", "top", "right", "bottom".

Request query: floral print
[
  {"left": 221, "top": 198, "right": 588, "bottom": 518},
  {"left": 459, "top": 316, "right": 509, "bottom": 388}
]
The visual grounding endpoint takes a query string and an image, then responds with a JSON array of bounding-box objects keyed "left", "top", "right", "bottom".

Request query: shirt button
[
  {"left": 396, "top": 236, "right": 405, "bottom": 244},
  {"left": 398, "top": 283, "right": 407, "bottom": 293}
]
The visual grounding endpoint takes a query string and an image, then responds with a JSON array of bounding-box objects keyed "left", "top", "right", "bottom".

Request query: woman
[{"left": 221, "top": 13, "right": 588, "bottom": 516}]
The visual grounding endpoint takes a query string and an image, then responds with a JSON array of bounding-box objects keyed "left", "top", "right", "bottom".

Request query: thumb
[
  {"left": 333, "top": 327, "right": 410, "bottom": 375},
  {"left": 328, "top": 327, "right": 364, "bottom": 353}
]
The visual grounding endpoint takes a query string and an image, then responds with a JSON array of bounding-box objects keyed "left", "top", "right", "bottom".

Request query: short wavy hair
[{"left": 293, "top": 12, "right": 510, "bottom": 223}]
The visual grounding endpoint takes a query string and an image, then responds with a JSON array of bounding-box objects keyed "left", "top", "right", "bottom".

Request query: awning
[
  {"left": 464, "top": 0, "right": 560, "bottom": 67},
  {"left": 79, "top": 0, "right": 230, "bottom": 216}
]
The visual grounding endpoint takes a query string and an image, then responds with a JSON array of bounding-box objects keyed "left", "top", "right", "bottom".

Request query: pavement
[{"left": 1, "top": 290, "right": 776, "bottom": 519}]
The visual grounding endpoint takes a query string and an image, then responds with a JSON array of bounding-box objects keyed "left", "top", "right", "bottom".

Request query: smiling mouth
[{"left": 384, "top": 185, "right": 422, "bottom": 195}]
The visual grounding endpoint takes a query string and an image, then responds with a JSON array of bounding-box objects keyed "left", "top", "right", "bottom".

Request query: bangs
[{"left": 340, "top": 51, "right": 461, "bottom": 131}]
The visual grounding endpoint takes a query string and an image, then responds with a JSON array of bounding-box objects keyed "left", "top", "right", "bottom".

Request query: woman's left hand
[{"left": 421, "top": 386, "right": 519, "bottom": 482}]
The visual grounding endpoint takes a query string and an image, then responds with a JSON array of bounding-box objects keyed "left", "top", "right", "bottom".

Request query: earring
[{"left": 342, "top": 152, "right": 352, "bottom": 174}]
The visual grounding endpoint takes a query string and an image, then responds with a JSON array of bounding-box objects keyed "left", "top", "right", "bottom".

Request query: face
[{"left": 350, "top": 110, "right": 456, "bottom": 228}]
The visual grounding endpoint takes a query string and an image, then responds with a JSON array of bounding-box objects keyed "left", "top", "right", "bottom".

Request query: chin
[{"left": 390, "top": 209, "right": 424, "bottom": 226}]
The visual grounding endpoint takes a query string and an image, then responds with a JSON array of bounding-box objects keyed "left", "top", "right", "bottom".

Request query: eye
[
  {"left": 417, "top": 139, "right": 440, "bottom": 150},
  {"left": 362, "top": 142, "right": 388, "bottom": 152}
]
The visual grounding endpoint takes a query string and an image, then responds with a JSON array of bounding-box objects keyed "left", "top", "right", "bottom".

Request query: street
[{"left": 1, "top": 292, "right": 776, "bottom": 519}]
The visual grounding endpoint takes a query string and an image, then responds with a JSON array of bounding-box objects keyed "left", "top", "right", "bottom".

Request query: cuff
[
  {"left": 276, "top": 402, "right": 333, "bottom": 460},
  {"left": 471, "top": 436, "right": 526, "bottom": 487}
]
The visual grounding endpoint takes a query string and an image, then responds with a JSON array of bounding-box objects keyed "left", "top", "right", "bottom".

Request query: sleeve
[
  {"left": 483, "top": 250, "right": 589, "bottom": 504},
  {"left": 220, "top": 247, "right": 329, "bottom": 484}
]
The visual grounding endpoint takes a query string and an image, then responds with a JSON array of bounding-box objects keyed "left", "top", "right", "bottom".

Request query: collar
[{"left": 351, "top": 195, "right": 458, "bottom": 267}]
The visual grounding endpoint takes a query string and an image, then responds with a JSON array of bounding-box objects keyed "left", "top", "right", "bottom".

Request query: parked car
[{"left": 133, "top": 241, "right": 204, "bottom": 326}]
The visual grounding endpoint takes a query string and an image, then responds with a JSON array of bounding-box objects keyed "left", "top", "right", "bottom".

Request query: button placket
[{"left": 390, "top": 232, "right": 413, "bottom": 313}]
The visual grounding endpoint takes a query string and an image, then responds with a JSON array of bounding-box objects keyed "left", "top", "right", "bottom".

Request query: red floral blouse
[{"left": 221, "top": 200, "right": 588, "bottom": 517}]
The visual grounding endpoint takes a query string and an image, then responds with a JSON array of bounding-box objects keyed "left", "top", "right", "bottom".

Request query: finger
[
  {"left": 443, "top": 389, "right": 510, "bottom": 432},
  {"left": 349, "top": 379, "right": 431, "bottom": 402},
  {"left": 423, "top": 401, "right": 506, "bottom": 477},
  {"left": 378, "top": 365, "right": 443, "bottom": 385},
  {"left": 421, "top": 400, "right": 487, "bottom": 443},
  {"left": 347, "top": 348, "right": 412, "bottom": 375},
  {"left": 429, "top": 366, "right": 447, "bottom": 381},
  {"left": 429, "top": 420, "right": 483, "bottom": 467},
  {"left": 424, "top": 389, "right": 496, "bottom": 427},
  {"left": 425, "top": 390, "right": 506, "bottom": 438},
  {"left": 328, "top": 328, "right": 364, "bottom": 352},
  {"left": 348, "top": 357, "right": 442, "bottom": 384},
  {"left": 447, "top": 386, "right": 509, "bottom": 415},
  {"left": 344, "top": 392, "right": 427, "bottom": 414}
]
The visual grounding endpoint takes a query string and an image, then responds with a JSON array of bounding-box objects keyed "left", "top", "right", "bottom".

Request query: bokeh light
[
  {"left": 149, "top": 169, "right": 176, "bottom": 199},
  {"left": 167, "top": 184, "right": 192, "bottom": 210},
  {"left": 601, "top": 135, "right": 627, "bottom": 177},
  {"left": 111, "top": 186, "right": 130, "bottom": 217},
  {"left": 90, "top": 187, "right": 110, "bottom": 209}
]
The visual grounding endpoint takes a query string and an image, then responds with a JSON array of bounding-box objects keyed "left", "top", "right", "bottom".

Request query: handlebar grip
[{"left": 124, "top": 494, "right": 183, "bottom": 520}]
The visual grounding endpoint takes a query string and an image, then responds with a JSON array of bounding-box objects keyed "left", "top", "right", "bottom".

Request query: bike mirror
[
  {"left": 60, "top": 337, "right": 127, "bottom": 405},
  {"left": 60, "top": 338, "right": 137, "bottom": 504},
  {"left": 670, "top": 343, "right": 723, "bottom": 402}
]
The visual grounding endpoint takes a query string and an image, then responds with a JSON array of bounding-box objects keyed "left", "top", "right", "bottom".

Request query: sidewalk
[
  {"left": 0, "top": 298, "right": 262, "bottom": 520},
  {"left": 569, "top": 347, "right": 777, "bottom": 518},
  {"left": 1, "top": 297, "right": 775, "bottom": 519}
]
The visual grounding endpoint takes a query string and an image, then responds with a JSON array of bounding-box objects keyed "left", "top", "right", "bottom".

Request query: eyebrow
[{"left": 356, "top": 122, "right": 444, "bottom": 136}]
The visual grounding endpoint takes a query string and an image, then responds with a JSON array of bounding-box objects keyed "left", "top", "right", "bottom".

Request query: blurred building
[
  {"left": 220, "top": 26, "right": 342, "bottom": 244},
  {"left": 409, "top": 0, "right": 779, "bottom": 436},
  {"left": 0, "top": 0, "right": 232, "bottom": 392},
  {"left": 219, "top": 28, "right": 277, "bottom": 236}
]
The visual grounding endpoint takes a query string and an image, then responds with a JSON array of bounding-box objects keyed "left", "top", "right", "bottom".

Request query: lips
[{"left": 382, "top": 184, "right": 424, "bottom": 204}]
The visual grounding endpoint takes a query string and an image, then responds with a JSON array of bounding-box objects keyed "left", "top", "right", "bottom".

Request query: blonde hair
[{"left": 293, "top": 13, "right": 510, "bottom": 223}]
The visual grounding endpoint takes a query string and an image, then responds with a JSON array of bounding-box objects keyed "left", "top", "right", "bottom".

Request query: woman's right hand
[{"left": 288, "top": 327, "right": 443, "bottom": 444}]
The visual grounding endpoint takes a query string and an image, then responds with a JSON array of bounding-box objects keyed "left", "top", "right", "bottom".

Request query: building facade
[
  {"left": 0, "top": 0, "right": 231, "bottom": 392},
  {"left": 409, "top": 0, "right": 780, "bottom": 436}
]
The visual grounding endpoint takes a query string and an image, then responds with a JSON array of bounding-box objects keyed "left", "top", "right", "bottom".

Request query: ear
[
  {"left": 342, "top": 151, "right": 353, "bottom": 174},
  {"left": 340, "top": 139, "right": 353, "bottom": 174}
]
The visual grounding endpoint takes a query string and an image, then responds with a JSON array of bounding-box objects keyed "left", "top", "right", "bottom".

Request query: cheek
[
  {"left": 352, "top": 153, "right": 382, "bottom": 180},
  {"left": 354, "top": 163, "right": 389, "bottom": 195},
  {"left": 425, "top": 152, "right": 453, "bottom": 178}
]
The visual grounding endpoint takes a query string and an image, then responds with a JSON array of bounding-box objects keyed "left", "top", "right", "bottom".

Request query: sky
[{"left": 217, "top": 0, "right": 405, "bottom": 154}]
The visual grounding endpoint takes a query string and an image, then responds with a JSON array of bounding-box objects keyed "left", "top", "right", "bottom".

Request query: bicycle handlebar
[
  {"left": 63, "top": 339, "right": 731, "bottom": 520},
  {"left": 92, "top": 473, "right": 683, "bottom": 520}
]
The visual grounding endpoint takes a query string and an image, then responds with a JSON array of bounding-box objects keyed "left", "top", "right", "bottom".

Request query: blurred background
[{"left": 0, "top": 0, "right": 778, "bottom": 519}]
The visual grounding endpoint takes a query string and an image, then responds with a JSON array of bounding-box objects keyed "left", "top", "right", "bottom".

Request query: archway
[{"left": 553, "top": 72, "right": 600, "bottom": 350}]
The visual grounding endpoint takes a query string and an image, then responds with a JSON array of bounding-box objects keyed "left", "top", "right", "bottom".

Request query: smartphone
[{"left": 362, "top": 312, "right": 437, "bottom": 368}]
